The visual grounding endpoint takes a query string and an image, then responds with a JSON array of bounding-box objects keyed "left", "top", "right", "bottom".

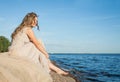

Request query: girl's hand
[{"left": 45, "top": 54, "right": 49, "bottom": 59}]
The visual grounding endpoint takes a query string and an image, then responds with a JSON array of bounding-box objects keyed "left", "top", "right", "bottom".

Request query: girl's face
[{"left": 31, "top": 17, "right": 38, "bottom": 27}]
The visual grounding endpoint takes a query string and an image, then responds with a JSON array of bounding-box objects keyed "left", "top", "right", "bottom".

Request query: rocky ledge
[{"left": 0, "top": 52, "right": 76, "bottom": 82}]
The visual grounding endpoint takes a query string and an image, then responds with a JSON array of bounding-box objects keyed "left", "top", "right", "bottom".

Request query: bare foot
[{"left": 57, "top": 69, "right": 69, "bottom": 75}]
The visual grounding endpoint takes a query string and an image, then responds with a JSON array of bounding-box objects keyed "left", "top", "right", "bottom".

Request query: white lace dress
[{"left": 9, "top": 27, "right": 50, "bottom": 73}]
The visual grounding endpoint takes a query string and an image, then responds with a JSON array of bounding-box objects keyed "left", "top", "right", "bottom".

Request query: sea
[{"left": 50, "top": 53, "right": 120, "bottom": 82}]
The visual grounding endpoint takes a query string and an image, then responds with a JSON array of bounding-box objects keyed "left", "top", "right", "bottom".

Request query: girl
[{"left": 9, "top": 12, "right": 68, "bottom": 76}]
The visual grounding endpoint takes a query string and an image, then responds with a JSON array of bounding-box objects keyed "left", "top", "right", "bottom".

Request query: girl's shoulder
[{"left": 22, "top": 27, "right": 31, "bottom": 33}]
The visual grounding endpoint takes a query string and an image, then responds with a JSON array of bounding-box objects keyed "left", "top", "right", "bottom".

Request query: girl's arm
[{"left": 26, "top": 28, "right": 49, "bottom": 58}]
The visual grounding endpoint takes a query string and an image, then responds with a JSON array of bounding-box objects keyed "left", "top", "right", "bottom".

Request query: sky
[{"left": 0, "top": 0, "right": 120, "bottom": 53}]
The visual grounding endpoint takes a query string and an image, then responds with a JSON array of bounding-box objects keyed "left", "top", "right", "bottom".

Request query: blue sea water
[{"left": 50, "top": 53, "right": 120, "bottom": 82}]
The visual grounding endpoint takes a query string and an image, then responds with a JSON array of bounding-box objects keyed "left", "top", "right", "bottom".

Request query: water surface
[{"left": 50, "top": 53, "right": 120, "bottom": 82}]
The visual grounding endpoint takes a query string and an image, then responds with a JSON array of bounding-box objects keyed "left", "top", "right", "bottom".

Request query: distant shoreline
[{"left": 49, "top": 53, "right": 120, "bottom": 55}]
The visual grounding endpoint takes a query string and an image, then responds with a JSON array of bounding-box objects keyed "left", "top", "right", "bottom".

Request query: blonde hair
[{"left": 11, "top": 12, "right": 39, "bottom": 39}]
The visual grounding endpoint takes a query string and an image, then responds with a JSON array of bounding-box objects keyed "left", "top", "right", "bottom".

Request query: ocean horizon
[{"left": 50, "top": 52, "right": 120, "bottom": 54}]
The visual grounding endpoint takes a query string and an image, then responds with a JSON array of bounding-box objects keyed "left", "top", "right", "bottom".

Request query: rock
[
  {"left": 0, "top": 52, "right": 76, "bottom": 82},
  {"left": 0, "top": 53, "right": 52, "bottom": 82},
  {"left": 50, "top": 71, "right": 76, "bottom": 82}
]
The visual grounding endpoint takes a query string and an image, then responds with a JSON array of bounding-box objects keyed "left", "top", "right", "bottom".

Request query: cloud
[
  {"left": 95, "top": 15, "right": 119, "bottom": 20},
  {"left": 80, "top": 15, "right": 120, "bottom": 21}
]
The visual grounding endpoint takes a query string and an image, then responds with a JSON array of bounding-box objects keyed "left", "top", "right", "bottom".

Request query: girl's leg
[
  {"left": 38, "top": 40, "right": 68, "bottom": 75},
  {"left": 48, "top": 60, "right": 68, "bottom": 75}
]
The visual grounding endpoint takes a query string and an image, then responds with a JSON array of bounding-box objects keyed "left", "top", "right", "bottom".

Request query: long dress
[{"left": 8, "top": 27, "right": 51, "bottom": 78}]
